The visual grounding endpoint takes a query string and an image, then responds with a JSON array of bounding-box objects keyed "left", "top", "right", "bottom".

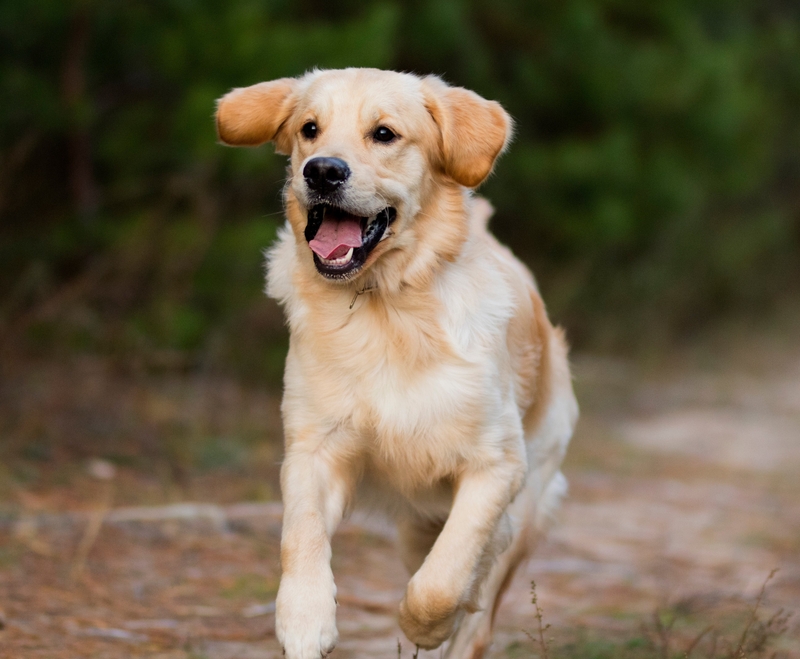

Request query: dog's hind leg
[
  {"left": 442, "top": 499, "right": 532, "bottom": 658},
  {"left": 444, "top": 472, "right": 567, "bottom": 659}
]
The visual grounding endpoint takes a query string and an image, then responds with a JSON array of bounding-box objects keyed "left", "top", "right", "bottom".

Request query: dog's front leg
[
  {"left": 398, "top": 453, "right": 526, "bottom": 649},
  {"left": 276, "top": 440, "right": 353, "bottom": 659}
]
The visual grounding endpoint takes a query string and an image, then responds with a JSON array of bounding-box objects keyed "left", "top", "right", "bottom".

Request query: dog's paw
[
  {"left": 276, "top": 572, "right": 338, "bottom": 659},
  {"left": 398, "top": 576, "right": 463, "bottom": 649}
]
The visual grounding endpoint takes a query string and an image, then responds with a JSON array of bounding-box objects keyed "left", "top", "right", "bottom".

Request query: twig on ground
[
  {"left": 69, "top": 480, "right": 114, "bottom": 582},
  {"left": 734, "top": 569, "right": 778, "bottom": 659},
  {"left": 526, "top": 580, "right": 551, "bottom": 659}
]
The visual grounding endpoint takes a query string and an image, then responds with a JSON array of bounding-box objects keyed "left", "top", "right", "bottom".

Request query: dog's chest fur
[{"left": 270, "top": 229, "right": 522, "bottom": 490}]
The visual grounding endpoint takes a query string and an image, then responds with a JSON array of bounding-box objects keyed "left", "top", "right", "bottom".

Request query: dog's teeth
[{"left": 319, "top": 247, "right": 354, "bottom": 266}]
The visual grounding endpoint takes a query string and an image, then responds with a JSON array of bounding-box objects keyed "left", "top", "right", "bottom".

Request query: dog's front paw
[
  {"left": 398, "top": 576, "right": 463, "bottom": 649},
  {"left": 276, "top": 571, "right": 338, "bottom": 659}
]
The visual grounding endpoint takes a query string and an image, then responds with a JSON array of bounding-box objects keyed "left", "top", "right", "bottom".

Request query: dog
[{"left": 215, "top": 68, "right": 578, "bottom": 659}]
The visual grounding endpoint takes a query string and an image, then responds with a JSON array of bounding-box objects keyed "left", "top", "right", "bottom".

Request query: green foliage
[{"left": 1, "top": 0, "right": 799, "bottom": 371}]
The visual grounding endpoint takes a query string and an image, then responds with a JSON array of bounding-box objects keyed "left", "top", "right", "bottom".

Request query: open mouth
[{"left": 304, "top": 204, "right": 396, "bottom": 279}]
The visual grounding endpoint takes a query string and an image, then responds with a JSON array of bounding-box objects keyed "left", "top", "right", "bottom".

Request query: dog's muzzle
[{"left": 305, "top": 204, "right": 396, "bottom": 279}]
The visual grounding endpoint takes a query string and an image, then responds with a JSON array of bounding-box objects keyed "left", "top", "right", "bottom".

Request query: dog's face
[{"left": 216, "top": 69, "right": 511, "bottom": 283}]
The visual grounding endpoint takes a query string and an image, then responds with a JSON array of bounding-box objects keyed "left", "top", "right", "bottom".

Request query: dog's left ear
[
  {"left": 215, "top": 78, "right": 299, "bottom": 154},
  {"left": 422, "top": 76, "right": 513, "bottom": 188}
]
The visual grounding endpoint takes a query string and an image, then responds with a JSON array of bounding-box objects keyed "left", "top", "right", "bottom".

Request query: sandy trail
[{"left": 1, "top": 345, "right": 799, "bottom": 658}]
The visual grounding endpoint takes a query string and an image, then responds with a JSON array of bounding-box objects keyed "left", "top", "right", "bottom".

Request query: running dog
[{"left": 215, "top": 68, "right": 578, "bottom": 659}]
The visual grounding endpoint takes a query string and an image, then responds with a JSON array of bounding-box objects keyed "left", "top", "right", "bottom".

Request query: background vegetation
[{"left": 2, "top": 0, "right": 799, "bottom": 379}]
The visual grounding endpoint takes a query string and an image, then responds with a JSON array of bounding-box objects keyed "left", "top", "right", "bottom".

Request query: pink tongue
[{"left": 309, "top": 216, "right": 362, "bottom": 259}]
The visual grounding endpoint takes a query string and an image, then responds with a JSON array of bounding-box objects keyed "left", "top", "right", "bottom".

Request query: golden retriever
[{"left": 215, "top": 68, "right": 578, "bottom": 659}]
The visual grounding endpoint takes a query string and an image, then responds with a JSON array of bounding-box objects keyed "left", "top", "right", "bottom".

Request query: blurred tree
[{"left": 1, "top": 0, "right": 798, "bottom": 368}]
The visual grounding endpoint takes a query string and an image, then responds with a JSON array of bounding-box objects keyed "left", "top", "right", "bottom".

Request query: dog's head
[{"left": 216, "top": 69, "right": 512, "bottom": 283}]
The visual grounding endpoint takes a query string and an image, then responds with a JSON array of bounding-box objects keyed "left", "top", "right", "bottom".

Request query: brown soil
[{"left": 1, "top": 337, "right": 799, "bottom": 658}]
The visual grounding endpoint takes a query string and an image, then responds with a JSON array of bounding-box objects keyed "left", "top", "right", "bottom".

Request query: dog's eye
[
  {"left": 301, "top": 122, "right": 318, "bottom": 140},
  {"left": 373, "top": 126, "right": 397, "bottom": 143}
]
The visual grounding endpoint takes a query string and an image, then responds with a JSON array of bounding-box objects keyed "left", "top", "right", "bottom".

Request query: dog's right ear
[
  {"left": 215, "top": 78, "right": 298, "bottom": 154},
  {"left": 421, "top": 76, "right": 513, "bottom": 189}
]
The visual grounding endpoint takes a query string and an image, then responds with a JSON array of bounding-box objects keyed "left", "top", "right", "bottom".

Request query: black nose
[{"left": 303, "top": 157, "right": 350, "bottom": 194}]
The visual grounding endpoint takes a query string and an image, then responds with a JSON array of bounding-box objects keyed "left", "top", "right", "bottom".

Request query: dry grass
[{"left": 518, "top": 572, "right": 793, "bottom": 659}]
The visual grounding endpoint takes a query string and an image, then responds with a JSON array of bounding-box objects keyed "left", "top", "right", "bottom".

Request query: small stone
[{"left": 87, "top": 458, "right": 116, "bottom": 481}]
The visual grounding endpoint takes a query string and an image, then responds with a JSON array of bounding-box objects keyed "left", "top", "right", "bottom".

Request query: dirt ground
[{"left": 1, "top": 331, "right": 799, "bottom": 658}]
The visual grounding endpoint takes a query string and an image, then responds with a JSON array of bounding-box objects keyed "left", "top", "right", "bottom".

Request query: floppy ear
[
  {"left": 215, "top": 78, "right": 298, "bottom": 154},
  {"left": 422, "top": 76, "right": 513, "bottom": 188}
]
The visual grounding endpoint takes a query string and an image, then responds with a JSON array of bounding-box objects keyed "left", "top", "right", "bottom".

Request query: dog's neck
[{"left": 360, "top": 180, "right": 473, "bottom": 299}]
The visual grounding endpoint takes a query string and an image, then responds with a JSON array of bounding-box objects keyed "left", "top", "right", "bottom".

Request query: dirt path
[{"left": 2, "top": 344, "right": 799, "bottom": 658}]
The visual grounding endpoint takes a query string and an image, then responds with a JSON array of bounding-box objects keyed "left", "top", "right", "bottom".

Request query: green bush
[{"left": 2, "top": 0, "right": 798, "bottom": 371}]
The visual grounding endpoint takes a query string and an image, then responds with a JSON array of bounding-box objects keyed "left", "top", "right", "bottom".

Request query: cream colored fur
[{"left": 215, "top": 68, "right": 578, "bottom": 659}]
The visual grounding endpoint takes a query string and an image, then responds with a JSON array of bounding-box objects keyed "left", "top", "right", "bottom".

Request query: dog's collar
[{"left": 349, "top": 285, "right": 378, "bottom": 309}]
